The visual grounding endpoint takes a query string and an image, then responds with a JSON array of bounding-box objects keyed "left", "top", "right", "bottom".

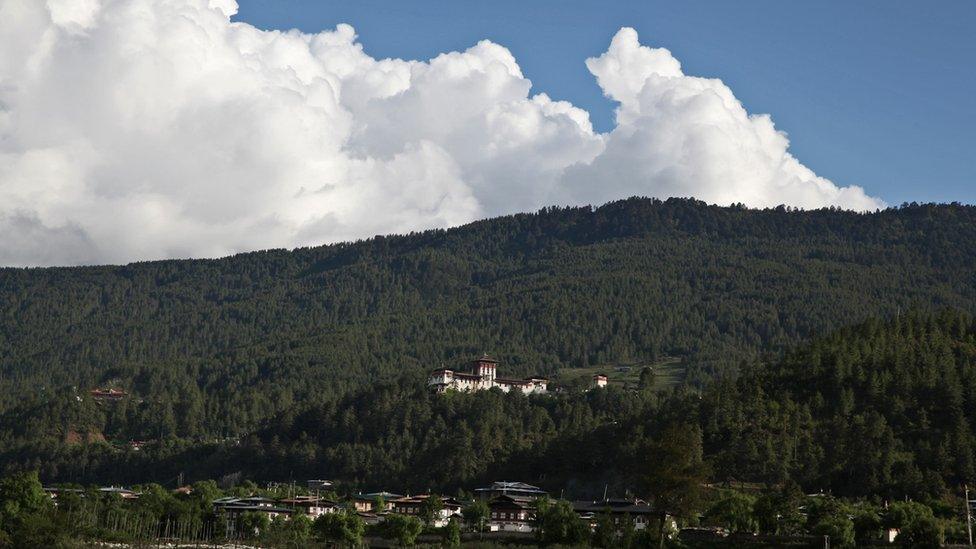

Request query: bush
[
  {"left": 382, "top": 513, "right": 423, "bottom": 546},
  {"left": 811, "top": 516, "right": 855, "bottom": 548},
  {"left": 898, "top": 515, "right": 942, "bottom": 548},
  {"left": 703, "top": 492, "right": 757, "bottom": 533},
  {"left": 313, "top": 511, "right": 365, "bottom": 546},
  {"left": 443, "top": 518, "right": 461, "bottom": 546},
  {"left": 534, "top": 498, "right": 589, "bottom": 546}
]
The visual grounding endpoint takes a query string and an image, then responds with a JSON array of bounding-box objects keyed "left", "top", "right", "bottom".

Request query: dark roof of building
[
  {"left": 354, "top": 491, "right": 404, "bottom": 500},
  {"left": 488, "top": 494, "right": 538, "bottom": 509},
  {"left": 237, "top": 496, "right": 275, "bottom": 503},
  {"left": 475, "top": 481, "right": 546, "bottom": 494},
  {"left": 572, "top": 499, "right": 657, "bottom": 515},
  {"left": 280, "top": 497, "right": 338, "bottom": 506},
  {"left": 495, "top": 378, "right": 530, "bottom": 386},
  {"left": 393, "top": 495, "right": 462, "bottom": 507},
  {"left": 474, "top": 354, "right": 499, "bottom": 363},
  {"left": 223, "top": 505, "right": 293, "bottom": 513}
]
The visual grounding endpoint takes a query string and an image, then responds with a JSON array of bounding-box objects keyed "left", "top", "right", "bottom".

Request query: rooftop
[
  {"left": 475, "top": 481, "right": 546, "bottom": 494},
  {"left": 572, "top": 499, "right": 657, "bottom": 514},
  {"left": 354, "top": 491, "right": 404, "bottom": 500}
]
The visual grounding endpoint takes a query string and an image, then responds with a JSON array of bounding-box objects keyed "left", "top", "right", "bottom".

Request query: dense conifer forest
[
  {"left": 1, "top": 198, "right": 976, "bottom": 497},
  {"left": 4, "top": 309, "right": 975, "bottom": 508}
]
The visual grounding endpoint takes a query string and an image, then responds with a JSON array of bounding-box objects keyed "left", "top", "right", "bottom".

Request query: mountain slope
[
  {"left": 1, "top": 198, "right": 975, "bottom": 444},
  {"left": 10, "top": 309, "right": 973, "bottom": 503}
]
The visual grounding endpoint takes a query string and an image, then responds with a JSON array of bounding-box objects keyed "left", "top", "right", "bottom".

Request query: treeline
[
  {"left": 0, "top": 470, "right": 426, "bottom": 547},
  {"left": 2, "top": 198, "right": 976, "bottom": 452},
  {"left": 0, "top": 474, "right": 964, "bottom": 548}
]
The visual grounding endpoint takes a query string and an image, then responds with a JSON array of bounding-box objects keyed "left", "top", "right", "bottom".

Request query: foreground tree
[
  {"left": 591, "top": 509, "right": 617, "bottom": 548},
  {"left": 703, "top": 491, "right": 756, "bottom": 533},
  {"left": 811, "top": 516, "right": 855, "bottom": 548},
  {"left": 534, "top": 497, "right": 589, "bottom": 546},
  {"left": 641, "top": 424, "right": 709, "bottom": 547},
  {"left": 419, "top": 494, "right": 444, "bottom": 526},
  {"left": 887, "top": 501, "right": 942, "bottom": 548},
  {"left": 0, "top": 471, "right": 48, "bottom": 526},
  {"left": 851, "top": 505, "right": 882, "bottom": 546},
  {"left": 753, "top": 482, "right": 805, "bottom": 535},
  {"left": 0, "top": 471, "right": 54, "bottom": 546},
  {"left": 382, "top": 514, "right": 423, "bottom": 546},
  {"left": 237, "top": 511, "right": 270, "bottom": 538},
  {"left": 443, "top": 518, "right": 461, "bottom": 547},
  {"left": 461, "top": 500, "right": 489, "bottom": 532},
  {"left": 263, "top": 513, "right": 312, "bottom": 547},
  {"left": 313, "top": 511, "right": 365, "bottom": 547}
]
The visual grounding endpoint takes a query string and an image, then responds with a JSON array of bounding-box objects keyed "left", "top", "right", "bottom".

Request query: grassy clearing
[{"left": 553, "top": 357, "right": 685, "bottom": 391}]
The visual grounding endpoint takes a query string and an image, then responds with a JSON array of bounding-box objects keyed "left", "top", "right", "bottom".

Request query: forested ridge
[
  {"left": 238, "top": 310, "right": 976, "bottom": 500},
  {"left": 6, "top": 309, "right": 975, "bottom": 510},
  {"left": 1, "top": 198, "right": 976, "bottom": 488}
]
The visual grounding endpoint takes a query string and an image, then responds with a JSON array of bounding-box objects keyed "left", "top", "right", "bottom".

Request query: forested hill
[
  {"left": 235, "top": 309, "right": 976, "bottom": 499},
  {"left": 1, "top": 198, "right": 976, "bottom": 444},
  {"left": 11, "top": 309, "right": 975, "bottom": 505}
]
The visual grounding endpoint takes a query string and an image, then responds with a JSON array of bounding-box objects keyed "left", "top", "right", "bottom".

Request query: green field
[{"left": 553, "top": 357, "right": 685, "bottom": 392}]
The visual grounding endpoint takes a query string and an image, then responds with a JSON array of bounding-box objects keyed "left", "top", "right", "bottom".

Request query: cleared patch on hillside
[{"left": 554, "top": 357, "right": 685, "bottom": 391}]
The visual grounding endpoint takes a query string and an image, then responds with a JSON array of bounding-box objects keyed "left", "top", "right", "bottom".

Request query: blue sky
[{"left": 237, "top": 0, "right": 976, "bottom": 205}]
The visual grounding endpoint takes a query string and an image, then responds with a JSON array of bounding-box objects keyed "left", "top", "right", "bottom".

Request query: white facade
[
  {"left": 487, "top": 493, "right": 538, "bottom": 532},
  {"left": 490, "top": 519, "right": 534, "bottom": 533},
  {"left": 391, "top": 495, "right": 462, "bottom": 527},
  {"left": 280, "top": 496, "right": 338, "bottom": 519},
  {"left": 428, "top": 356, "right": 548, "bottom": 395}
]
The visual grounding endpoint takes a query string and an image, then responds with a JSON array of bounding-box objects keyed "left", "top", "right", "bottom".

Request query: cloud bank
[{"left": 0, "top": 0, "right": 883, "bottom": 266}]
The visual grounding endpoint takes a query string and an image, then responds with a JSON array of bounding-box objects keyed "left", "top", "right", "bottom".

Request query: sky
[
  {"left": 0, "top": 0, "right": 972, "bottom": 267},
  {"left": 237, "top": 0, "right": 976, "bottom": 206}
]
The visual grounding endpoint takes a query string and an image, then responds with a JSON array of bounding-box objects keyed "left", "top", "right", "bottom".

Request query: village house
[
  {"left": 99, "top": 486, "right": 140, "bottom": 499},
  {"left": 213, "top": 495, "right": 276, "bottom": 509},
  {"left": 213, "top": 496, "right": 294, "bottom": 530},
  {"left": 591, "top": 374, "right": 608, "bottom": 389},
  {"left": 43, "top": 487, "right": 83, "bottom": 505},
  {"left": 488, "top": 494, "right": 538, "bottom": 533},
  {"left": 213, "top": 496, "right": 294, "bottom": 538},
  {"left": 90, "top": 388, "right": 127, "bottom": 402},
  {"left": 279, "top": 495, "right": 340, "bottom": 519},
  {"left": 44, "top": 486, "right": 140, "bottom": 503},
  {"left": 391, "top": 494, "right": 463, "bottom": 527},
  {"left": 475, "top": 481, "right": 548, "bottom": 501},
  {"left": 471, "top": 481, "right": 549, "bottom": 533},
  {"left": 428, "top": 355, "right": 549, "bottom": 394},
  {"left": 356, "top": 511, "right": 386, "bottom": 526},
  {"left": 306, "top": 479, "right": 333, "bottom": 492},
  {"left": 571, "top": 498, "right": 657, "bottom": 531},
  {"left": 352, "top": 491, "right": 403, "bottom": 512}
]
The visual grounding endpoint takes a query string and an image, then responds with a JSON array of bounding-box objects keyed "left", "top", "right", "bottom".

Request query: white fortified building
[{"left": 428, "top": 355, "right": 548, "bottom": 395}]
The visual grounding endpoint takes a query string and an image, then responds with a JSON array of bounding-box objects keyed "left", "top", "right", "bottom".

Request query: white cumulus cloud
[{"left": 0, "top": 0, "right": 883, "bottom": 267}]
